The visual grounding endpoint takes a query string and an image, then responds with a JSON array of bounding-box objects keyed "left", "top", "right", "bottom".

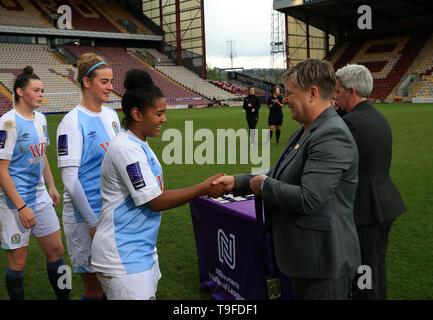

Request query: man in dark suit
[
  {"left": 213, "top": 59, "right": 361, "bottom": 299},
  {"left": 335, "top": 64, "right": 406, "bottom": 300}
]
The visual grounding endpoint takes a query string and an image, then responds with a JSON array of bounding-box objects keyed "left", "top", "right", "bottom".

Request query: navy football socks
[
  {"left": 6, "top": 267, "right": 24, "bottom": 300},
  {"left": 47, "top": 259, "right": 71, "bottom": 300}
]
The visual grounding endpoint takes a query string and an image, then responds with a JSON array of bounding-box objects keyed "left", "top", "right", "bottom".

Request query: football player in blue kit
[
  {"left": 91, "top": 69, "right": 226, "bottom": 299},
  {"left": 56, "top": 53, "right": 121, "bottom": 300},
  {"left": 0, "top": 66, "right": 69, "bottom": 300}
]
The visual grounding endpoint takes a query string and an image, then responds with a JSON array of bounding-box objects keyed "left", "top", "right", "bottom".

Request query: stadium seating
[
  {"left": 208, "top": 80, "right": 266, "bottom": 97},
  {"left": 63, "top": 45, "right": 210, "bottom": 107},
  {"left": 0, "top": 91, "right": 12, "bottom": 115},
  {"left": 0, "top": 43, "right": 121, "bottom": 113},
  {"left": 334, "top": 35, "right": 429, "bottom": 101},
  {"left": 145, "top": 48, "right": 175, "bottom": 65},
  {"left": 0, "top": 0, "right": 51, "bottom": 28},
  {"left": 31, "top": 0, "right": 123, "bottom": 33},
  {"left": 404, "top": 34, "right": 433, "bottom": 99},
  {"left": 97, "top": 3, "right": 154, "bottom": 35},
  {"left": 156, "top": 65, "right": 236, "bottom": 101}
]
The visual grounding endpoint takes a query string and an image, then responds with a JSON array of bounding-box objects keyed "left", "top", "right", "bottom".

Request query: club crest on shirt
[
  {"left": 0, "top": 130, "right": 6, "bottom": 149},
  {"left": 112, "top": 121, "right": 119, "bottom": 133},
  {"left": 42, "top": 125, "right": 47, "bottom": 138},
  {"left": 11, "top": 233, "right": 20, "bottom": 245},
  {"left": 58, "top": 134, "right": 68, "bottom": 156},
  {"left": 126, "top": 162, "right": 146, "bottom": 190}
]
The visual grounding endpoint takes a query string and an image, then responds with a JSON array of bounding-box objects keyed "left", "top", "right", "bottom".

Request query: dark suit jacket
[
  {"left": 234, "top": 107, "right": 361, "bottom": 279},
  {"left": 243, "top": 95, "right": 261, "bottom": 118},
  {"left": 343, "top": 100, "right": 406, "bottom": 226}
]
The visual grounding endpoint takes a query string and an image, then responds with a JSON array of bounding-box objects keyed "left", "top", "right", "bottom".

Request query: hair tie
[{"left": 80, "top": 62, "right": 106, "bottom": 83}]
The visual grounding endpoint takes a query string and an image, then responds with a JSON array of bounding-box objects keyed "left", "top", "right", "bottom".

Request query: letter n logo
[{"left": 217, "top": 229, "right": 236, "bottom": 270}]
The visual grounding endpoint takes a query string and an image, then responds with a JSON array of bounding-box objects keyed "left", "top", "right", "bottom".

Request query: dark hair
[
  {"left": 270, "top": 85, "right": 279, "bottom": 95},
  {"left": 13, "top": 66, "right": 41, "bottom": 103},
  {"left": 122, "top": 69, "right": 164, "bottom": 128},
  {"left": 283, "top": 59, "right": 336, "bottom": 99}
]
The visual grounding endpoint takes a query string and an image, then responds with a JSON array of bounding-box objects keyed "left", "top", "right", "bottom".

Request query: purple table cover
[{"left": 190, "top": 196, "right": 294, "bottom": 300}]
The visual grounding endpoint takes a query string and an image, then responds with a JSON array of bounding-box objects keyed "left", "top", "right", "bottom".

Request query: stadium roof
[{"left": 274, "top": 0, "right": 433, "bottom": 39}]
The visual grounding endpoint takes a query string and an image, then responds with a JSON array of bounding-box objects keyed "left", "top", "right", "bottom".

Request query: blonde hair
[{"left": 77, "top": 53, "right": 111, "bottom": 89}]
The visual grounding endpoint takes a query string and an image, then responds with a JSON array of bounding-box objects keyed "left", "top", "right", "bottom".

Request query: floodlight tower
[
  {"left": 227, "top": 40, "right": 237, "bottom": 70},
  {"left": 270, "top": 8, "right": 286, "bottom": 81}
]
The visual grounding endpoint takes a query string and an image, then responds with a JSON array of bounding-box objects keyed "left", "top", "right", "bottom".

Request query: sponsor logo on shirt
[
  {"left": 88, "top": 131, "right": 97, "bottom": 139},
  {"left": 126, "top": 162, "right": 146, "bottom": 190},
  {"left": 17, "top": 132, "right": 29, "bottom": 142},
  {"left": 29, "top": 142, "right": 47, "bottom": 162},
  {"left": 99, "top": 142, "right": 110, "bottom": 152},
  {"left": 58, "top": 134, "right": 68, "bottom": 156},
  {"left": 0, "top": 130, "right": 6, "bottom": 149}
]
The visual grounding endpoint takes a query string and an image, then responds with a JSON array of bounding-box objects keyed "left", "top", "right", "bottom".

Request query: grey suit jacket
[{"left": 234, "top": 107, "right": 361, "bottom": 279}]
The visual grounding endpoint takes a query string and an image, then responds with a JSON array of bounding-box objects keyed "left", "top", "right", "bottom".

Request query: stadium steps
[
  {"left": 0, "top": 0, "right": 52, "bottom": 28},
  {"left": 156, "top": 65, "right": 237, "bottom": 101},
  {"left": 129, "top": 53, "right": 211, "bottom": 103},
  {"left": 63, "top": 45, "right": 209, "bottom": 107},
  {"left": 0, "top": 91, "right": 13, "bottom": 116},
  {"left": 334, "top": 41, "right": 365, "bottom": 71},
  {"left": 96, "top": 3, "right": 154, "bottom": 35},
  {"left": 31, "top": 0, "right": 124, "bottom": 33},
  {"left": 328, "top": 42, "right": 350, "bottom": 66}
]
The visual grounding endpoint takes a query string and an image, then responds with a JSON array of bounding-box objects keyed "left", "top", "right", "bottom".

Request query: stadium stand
[
  {"left": 333, "top": 35, "right": 429, "bottom": 102},
  {"left": 0, "top": 0, "right": 51, "bottom": 28},
  {"left": 0, "top": 43, "right": 121, "bottom": 114},
  {"left": 63, "top": 45, "right": 210, "bottom": 107},
  {"left": 156, "top": 65, "right": 237, "bottom": 101},
  {"left": 96, "top": 3, "right": 154, "bottom": 35},
  {"left": 145, "top": 49, "right": 175, "bottom": 65},
  {"left": 406, "top": 34, "right": 433, "bottom": 99},
  {"left": 0, "top": 90, "right": 12, "bottom": 114},
  {"left": 31, "top": 0, "right": 123, "bottom": 33},
  {"left": 208, "top": 80, "right": 266, "bottom": 97}
]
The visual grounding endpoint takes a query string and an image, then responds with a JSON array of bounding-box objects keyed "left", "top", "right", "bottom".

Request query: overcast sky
[{"left": 204, "top": 0, "right": 273, "bottom": 69}]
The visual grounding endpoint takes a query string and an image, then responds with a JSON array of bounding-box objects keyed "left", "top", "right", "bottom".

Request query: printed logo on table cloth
[
  {"left": 11, "top": 233, "right": 21, "bottom": 245},
  {"left": 112, "top": 121, "right": 119, "bottom": 133},
  {"left": 0, "top": 130, "right": 6, "bottom": 149},
  {"left": 126, "top": 162, "right": 146, "bottom": 190},
  {"left": 217, "top": 229, "right": 236, "bottom": 270},
  {"left": 58, "top": 135, "right": 68, "bottom": 156}
]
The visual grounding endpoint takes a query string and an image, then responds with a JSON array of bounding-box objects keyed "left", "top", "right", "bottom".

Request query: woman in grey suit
[{"left": 214, "top": 59, "right": 361, "bottom": 300}]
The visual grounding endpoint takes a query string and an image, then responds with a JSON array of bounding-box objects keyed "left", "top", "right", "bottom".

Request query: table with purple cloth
[{"left": 189, "top": 195, "right": 295, "bottom": 300}]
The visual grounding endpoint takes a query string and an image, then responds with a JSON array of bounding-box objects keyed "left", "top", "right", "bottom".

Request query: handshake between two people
[{"left": 201, "top": 173, "right": 267, "bottom": 198}]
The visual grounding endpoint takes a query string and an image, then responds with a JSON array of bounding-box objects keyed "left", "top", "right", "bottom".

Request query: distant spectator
[
  {"left": 243, "top": 87, "right": 261, "bottom": 146},
  {"left": 267, "top": 85, "right": 284, "bottom": 144}
]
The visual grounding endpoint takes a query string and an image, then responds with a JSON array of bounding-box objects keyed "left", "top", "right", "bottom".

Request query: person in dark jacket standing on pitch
[
  {"left": 243, "top": 87, "right": 261, "bottom": 145},
  {"left": 267, "top": 85, "right": 284, "bottom": 144},
  {"left": 335, "top": 64, "right": 406, "bottom": 300}
]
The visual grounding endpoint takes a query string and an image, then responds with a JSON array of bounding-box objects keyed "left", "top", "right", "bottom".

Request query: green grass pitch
[{"left": 0, "top": 102, "right": 432, "bottom": 300}]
